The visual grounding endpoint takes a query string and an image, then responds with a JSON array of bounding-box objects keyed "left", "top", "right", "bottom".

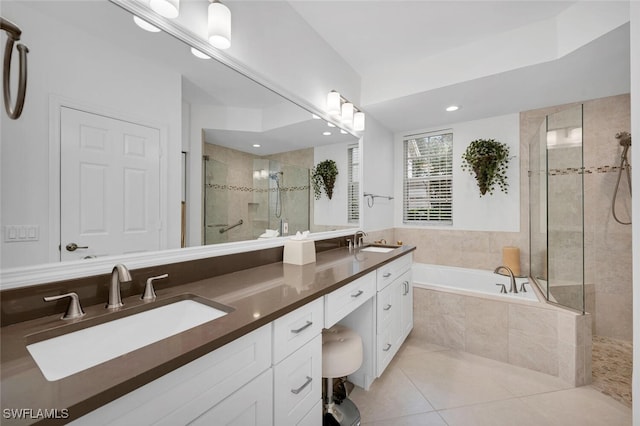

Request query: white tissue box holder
[{"left": 283, "top": 239, "right": 316, "bottom": 265}]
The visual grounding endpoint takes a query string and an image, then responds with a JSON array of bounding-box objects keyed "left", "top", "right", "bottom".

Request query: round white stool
[{"left": 322, "top": 324, "right": 363, "bottom": 425}]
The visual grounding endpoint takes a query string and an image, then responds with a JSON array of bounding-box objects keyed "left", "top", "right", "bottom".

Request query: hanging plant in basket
[
  {"left": 311, "top": 159, "right": 338, "bottom": 200},
  {"left": 461, "top": 138, "right": 510, "bottom": 196}
]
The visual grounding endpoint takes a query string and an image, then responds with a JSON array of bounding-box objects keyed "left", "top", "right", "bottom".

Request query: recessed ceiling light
[
  {"left": 133, "top": 16, "right": 161, "bottom": 32},
  {"left": 323, "top": 131, "right": 331, "bottom": 136},
  {"left": 312, "top": 114, "right": 321, "bottom": 120},
  {"left": 190, "top": 47, "right": 210, "bottom": 59},
  {"left": 327, "top": 122, "right": 335, "bottom": 127},
  {"left": 446, "top": 105, "right": 460, "bottom": 112},
  {"left": 340, "top": 129, "right": 348, "bottom": 134},
  {"left": 252, "top": 144, "right": 261, "bottom": 148}
]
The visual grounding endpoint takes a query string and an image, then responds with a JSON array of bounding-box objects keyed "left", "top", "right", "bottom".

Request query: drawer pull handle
[
  {"left": 383, "top": 272, "right": 392, "bottom": 278},
  {"left": 290, "top": 321, "right": 313, "bottom": 334},
  {"left": 351, "top": 290, "right": 364, "bottom": 298},
  {"left": 383, "top": 343, "right": 392, "bottom": 352},
  {"left": 383, "top": 304, "right": 392, "bottom": 311},
  {"left": 291, "top": 376, "right": 313, "bottom": 394},
  {"left": 403, "top": 281, "right": 410, "bottom": 295}
]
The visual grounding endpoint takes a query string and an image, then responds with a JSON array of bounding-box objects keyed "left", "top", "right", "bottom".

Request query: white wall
[
  {"left": 314, "top": 143, "right": 351, "bottom": 227},
  {"left": 0, "top": 2, "right": 182, "bottom": 268},
  {"left": 630, "top": 2, "right": 639, "bottom": 425},
  {"left": 362, "top": 116, "right": 395, "bottom": 232},
  {"left": 394, "top": 113, "right": 520, "bottom": 232}
]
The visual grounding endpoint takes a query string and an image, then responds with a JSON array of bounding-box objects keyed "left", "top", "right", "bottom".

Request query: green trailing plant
[
  {"left": 461, "top": 138, "right": 510, "bottom": 196},
  {"left": 311, "top": 159, "right": 338, "bottom": 200}
]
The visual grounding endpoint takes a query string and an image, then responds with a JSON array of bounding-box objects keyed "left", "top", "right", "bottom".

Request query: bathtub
[{"left": 412, "top": 263, "right": 539, "bottom": 302}]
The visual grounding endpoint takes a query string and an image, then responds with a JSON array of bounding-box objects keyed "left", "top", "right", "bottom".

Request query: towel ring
[{"left": 1, "top": 17, "right": 28, "bottom": 120}]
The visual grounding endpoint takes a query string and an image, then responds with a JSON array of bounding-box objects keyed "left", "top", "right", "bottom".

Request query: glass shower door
[{"left": 530, "top": 105, "right": 585, "bottom": 313}]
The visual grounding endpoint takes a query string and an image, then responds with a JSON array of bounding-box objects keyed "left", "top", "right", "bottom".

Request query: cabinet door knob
[
  {"left": 290, "top": 321, "right": 313, "bottom": 334},
  {"left": 290, "top": 376, "right": 313, "bottom": 395},
  {"left": 351, "top": 290, "right": 364, "bottom": 298}
]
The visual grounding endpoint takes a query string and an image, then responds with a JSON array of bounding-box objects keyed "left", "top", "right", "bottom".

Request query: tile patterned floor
[
  {"left": 350, "top": 335, "right": 632, "bottom": 426},
  {"left": 591, "top": 335, "right": 633, "bottom": 407}
]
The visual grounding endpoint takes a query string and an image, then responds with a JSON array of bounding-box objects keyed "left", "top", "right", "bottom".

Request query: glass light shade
[
  {"left": 149, "top": 0, "right": 180, "bottom": 19},
  {"left": 353, "top": 111, "right": 365, "bottom": 131},
  {"left": 190, "top": 47, "right": 210, "bottom": 59},
  {"left": 341, "top": 102, "right": 354, "bottom": 124},
  {"left": 327, "top": 91, "right": 341, "bottom": 116},
  {"left": 208, "top": 1, "right": 231, "bottom": 50},
  {"left": 133, "top": 16, "right": 161, "bottom": 32}
]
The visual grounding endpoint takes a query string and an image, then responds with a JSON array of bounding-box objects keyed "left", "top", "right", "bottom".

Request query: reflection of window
[
  {"left": 403, "top": 132, "right": 453, "bottom": 224},
  {"left": 348, "top": 144, "right": 359, "bottom": 223}
]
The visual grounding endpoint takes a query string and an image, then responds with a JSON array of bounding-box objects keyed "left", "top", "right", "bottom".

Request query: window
[
  {"left": 348, "top": 144, "right": 360, "bottom": 222},
  {"left": 403, "top": 132, "right": 453, "bottom": 224}
]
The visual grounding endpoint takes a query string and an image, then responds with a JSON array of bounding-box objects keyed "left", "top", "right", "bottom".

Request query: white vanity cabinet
[
  {"left": 70, "top": 324, "right": 273, "bottom": 426},
  {"left": 272, "top": 299, "right": 324, "bottom": 426},
  {"left": 375, "top": 255, "right": 413, "bottom": 377}
]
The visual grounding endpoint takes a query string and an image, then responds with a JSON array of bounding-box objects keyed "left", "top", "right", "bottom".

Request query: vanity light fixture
[
  {"left": 341, "top": 102, "right": 354, "bottom": 125},
  {"left": 208, "top": 0, "right": 231, "bottom": 50},
  {"left": 190, "top": 47, "right": 210, "bottom": 59},
  {"left": 133, "top": 16, "right": 161, "bottom": 32},
  {"left": 353, "top": 111, "right": 365, "bottom": 131},
  {"left": 150, "top": 0, "right": 180, "bottom": 19},
  {"left": 446, "top": 105, "right": 459, "bottom": 112},
  {"left": 327, "top": 90, "right": 365, "bottom": 131},
  {"left": 327, "top": 91, "right": 341, "bottom": 116}
]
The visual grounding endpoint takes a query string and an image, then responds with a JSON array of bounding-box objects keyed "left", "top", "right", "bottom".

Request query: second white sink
[
  {"left": 360, "top": 246, "right": 395, "bottom": 253},
  {"left": 27, "top": 299, "right": 229, "bottom": 381}
]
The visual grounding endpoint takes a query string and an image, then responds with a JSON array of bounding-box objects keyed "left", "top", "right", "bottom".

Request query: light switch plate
[{"left": 4, "top": 225, "right": 39, "bottom": 242}]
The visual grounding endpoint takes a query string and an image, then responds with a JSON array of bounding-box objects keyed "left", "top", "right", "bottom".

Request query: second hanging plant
[
  {"left": 461, "top": 138, "right": 510, "bottom": 196},
  {"left": 312, "top": 159, "right": 338, "bottom": 200}
]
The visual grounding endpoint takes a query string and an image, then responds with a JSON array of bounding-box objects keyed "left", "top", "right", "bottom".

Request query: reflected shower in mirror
[{"left": 0, "top": 0, "right": 359, "bottom": 270}]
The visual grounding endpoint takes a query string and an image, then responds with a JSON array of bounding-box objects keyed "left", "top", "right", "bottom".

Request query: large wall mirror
[{"left": 0, "top": 0, "right": 360, "bottom": 279}]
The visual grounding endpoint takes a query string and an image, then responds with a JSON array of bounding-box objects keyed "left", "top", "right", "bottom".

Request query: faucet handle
[
  {"left": 142, "top": 274, "right": 168, "bottom": 301},
  {"left": 495, "top": 283, "right": 507, "bottom": 294},
  {"left": 44, "top": 292, "right": 85, "bottom": 320},
  {"left": 519, "top": 281, "right": 529, "bottom": 292}
]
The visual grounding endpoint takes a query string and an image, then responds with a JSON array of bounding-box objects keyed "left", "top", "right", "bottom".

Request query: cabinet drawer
[
  {"left": 274, "top": 335, "right": 322, "bottom": 426},
  {"left": 376, "top": 280, "right": 399, "bottom": 334},
  {"left": 191, "top": 369, "right": 273, "bottom": 426},
  {"left": 324, "top": 271, "right": 376, "bottom": 328},
  {"left": 273, "top": 298, "right": 324, "bottom": 364},
  {"left": 376, "top": 325, "right": 398, "bottom": 376},
  {"left": 72, "top": 325, "right": 272, "bottom": 425},
  {"left": 297, "top": 399, "right": 322, "bottom": 426},
  {"left": 376, "top": 253, "right": 412, "bottom": 291}
]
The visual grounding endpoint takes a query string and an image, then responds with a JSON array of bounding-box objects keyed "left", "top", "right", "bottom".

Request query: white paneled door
[{"left": 60, "top": 107, "right": 161, "bottom": 261}]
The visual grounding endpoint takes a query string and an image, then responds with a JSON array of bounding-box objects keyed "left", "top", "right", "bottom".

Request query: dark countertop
[{"left": 0, "top": 245, "right": 415, "bottom": 425}]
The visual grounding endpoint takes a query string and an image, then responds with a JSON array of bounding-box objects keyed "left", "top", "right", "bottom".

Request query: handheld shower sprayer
[{"left": 612, "top": 132, "right": 632, "bottom": 225}]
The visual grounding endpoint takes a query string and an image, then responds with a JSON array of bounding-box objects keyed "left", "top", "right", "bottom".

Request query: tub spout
[{"left": 494, "top": 265, "right": 517, "bottom": 294}]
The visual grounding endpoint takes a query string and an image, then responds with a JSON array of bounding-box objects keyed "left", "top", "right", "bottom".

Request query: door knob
[{"left": 66, "top": 242, "right": 88, "bottom": 252}]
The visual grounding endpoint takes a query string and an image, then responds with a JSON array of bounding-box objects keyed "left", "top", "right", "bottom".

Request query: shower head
[
  {"left": 615, "top": 131, "right": 631, "bottom": 147},
  {"left": 269, "top": 172, "right": 283, "bottom": 181}
]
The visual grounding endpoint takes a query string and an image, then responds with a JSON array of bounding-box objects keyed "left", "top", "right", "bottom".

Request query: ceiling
[{"left": 289, "top": 1, "right": 631, "bottom": 133}]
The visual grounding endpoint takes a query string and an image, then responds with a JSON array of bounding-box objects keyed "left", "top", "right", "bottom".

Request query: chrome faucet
[
  {"left": 354, "top": 230, "right": 367, "bottom": 247},
  {"left": 107, "top": 264, "right": 132, "bottom": 309},
  {"left": 494, "top": 265, "right": 517, "bottom": 294}
]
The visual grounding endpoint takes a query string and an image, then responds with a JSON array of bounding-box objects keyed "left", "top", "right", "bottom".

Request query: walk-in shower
[{"left": 612, "top": 131, "right": 632, "bottom": 225}]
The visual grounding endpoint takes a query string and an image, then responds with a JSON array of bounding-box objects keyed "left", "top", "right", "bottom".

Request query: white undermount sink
[
  {"left": 360, "top": 246, "right": 396, "bottom": 253},
  {"left": 27, "top": 298, "right": 229, "bottom": 381}
]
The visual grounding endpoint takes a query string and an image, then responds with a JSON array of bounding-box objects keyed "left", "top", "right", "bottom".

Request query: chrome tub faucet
[{"left": 494, "top": 265, "right": 517, "bottom": 294}]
